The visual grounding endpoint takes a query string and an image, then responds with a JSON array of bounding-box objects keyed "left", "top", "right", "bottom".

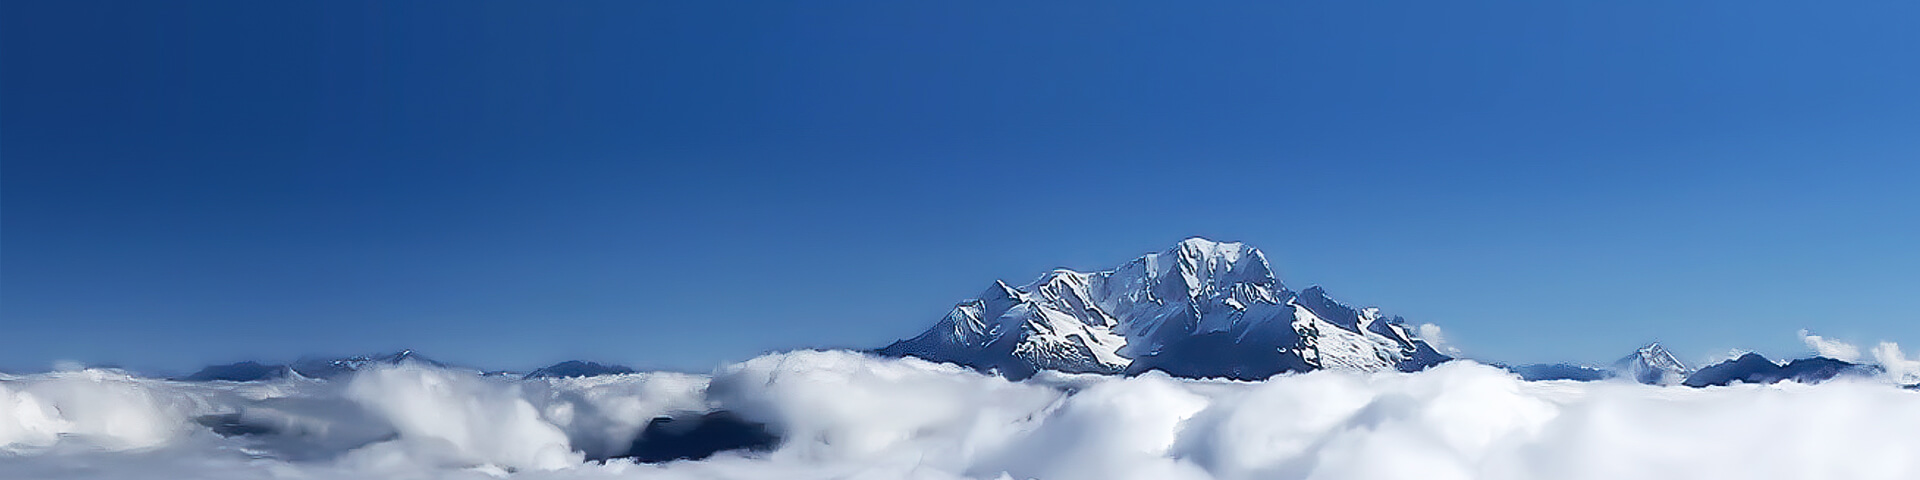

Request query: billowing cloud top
[{"left": 6, "top": 349, "right": 1920, "bottom": 480}]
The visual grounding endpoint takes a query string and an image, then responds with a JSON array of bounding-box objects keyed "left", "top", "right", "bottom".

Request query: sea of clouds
[{"left": 6, "top": 337, "right": 1920, "bottom": 480}]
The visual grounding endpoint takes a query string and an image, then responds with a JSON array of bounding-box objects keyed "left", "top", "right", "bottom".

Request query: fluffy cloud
[
  {"left": 1798, "top": 330, "right": 1920, "bottom": 384},
  {"left": 5, "top": 351, "right": 1920, "bottom": 480},
  {"left": 1418, "top": 323, "right": 1460, "bottom": 356},
  {"left": 1800, "top": 330, "right": 1863, "bottom": 362},
  {"left": 343, "top": 364, "right": 583, "bottom": 471},
  {"left": 1870, "top": 342, "right": 1920, "bottom": 385}
]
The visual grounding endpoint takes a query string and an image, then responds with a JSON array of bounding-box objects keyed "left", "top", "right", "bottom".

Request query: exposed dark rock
[
  {"left": 181, "top": 361, "right": 293, "bottom": 382},
  {"left": 1684, "top": 353, "right": 1876, "bottom": 387},
  {"left": 525, "top": 360, "right": 636, "bottom": 379},
  {"left": 1504, "top": 363, "right": 1613, "bottom": 382},
  {"left": 622, "top": 411, "right": 779, "bottom": 463}
]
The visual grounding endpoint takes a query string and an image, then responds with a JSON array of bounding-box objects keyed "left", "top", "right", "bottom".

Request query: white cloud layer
[{"left": 5, "top": 350, "right": 1920, "bottom": 480}]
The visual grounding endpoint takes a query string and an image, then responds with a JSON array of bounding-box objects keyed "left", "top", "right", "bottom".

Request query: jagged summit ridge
[{"left": 880, "top": 237, "right": 1449, "bottom": 380}]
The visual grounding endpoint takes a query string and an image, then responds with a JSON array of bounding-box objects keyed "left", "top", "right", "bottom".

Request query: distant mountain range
[
  {"left": 1682, "top": 353, "right": 1878, "bottom": 387},
  {"left": 183, "top": 353, "right": 645, "bottom": 382},
  {"left": 171, "top": 237, "right": 1888, "bottom": 388},
  {"left": 182, "top": 345, "right": 1874, "bottom": 389},
  {"left": 1505, "top": 342, "right": 1877, "bottom": 387}
]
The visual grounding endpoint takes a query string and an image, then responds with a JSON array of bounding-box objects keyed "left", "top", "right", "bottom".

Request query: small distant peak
[
  {"left": 1610, "top": 342, "right": 1693, "bottom": 385},
  {"left": 1638, "top": 343, "right": 1675, "bottom": 358},
  {"left": 1620, "top": 342, "right": 1691, "bottom": 373}
]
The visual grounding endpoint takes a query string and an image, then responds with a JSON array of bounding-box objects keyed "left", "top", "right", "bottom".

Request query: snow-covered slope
[
  {"left": 879, "top": 238, "right": 1449, "bottom": 380},
  {"left": 1612, "top": 343, "right": 1692, "bottom": 385}
]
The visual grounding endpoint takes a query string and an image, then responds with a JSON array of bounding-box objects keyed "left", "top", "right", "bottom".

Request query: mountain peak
[
  {"left": 1614, "top": 343, "right": 1691, "bottom": 385},
  {"left": 880, "top": 238, "right": 1447, "bottom": 380},
  {"left": 1170, "top": 238, "right": 1266, "bottom": 269},
  {"left": 1174, "top": 237, "right": 1249, "bottom": 260},
  {"left": 1157, "top": 238, "right": 1277, "bottom": 300}
]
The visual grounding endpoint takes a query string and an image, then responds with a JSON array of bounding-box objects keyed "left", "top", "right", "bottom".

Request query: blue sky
[{"left": 4, "top": 1, "right": 1918, "bottom": 374}]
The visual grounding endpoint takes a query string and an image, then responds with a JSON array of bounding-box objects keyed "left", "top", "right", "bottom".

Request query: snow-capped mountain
[
  {"left": 879, "top": 238, "right": 1449, "bottom": 380},
  {"left": 1612, "top": 343, "right": 1691, "bottom": 385}
]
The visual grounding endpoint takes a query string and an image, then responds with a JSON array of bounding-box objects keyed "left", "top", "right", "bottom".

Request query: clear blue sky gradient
[{"left": 5, "top": 1, "right": 1918, "bottom": 374}]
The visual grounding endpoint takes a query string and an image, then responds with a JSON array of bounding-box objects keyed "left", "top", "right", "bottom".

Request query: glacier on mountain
[{"left": 879, "top": 238, "right": 1449, "bottom": 380}]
